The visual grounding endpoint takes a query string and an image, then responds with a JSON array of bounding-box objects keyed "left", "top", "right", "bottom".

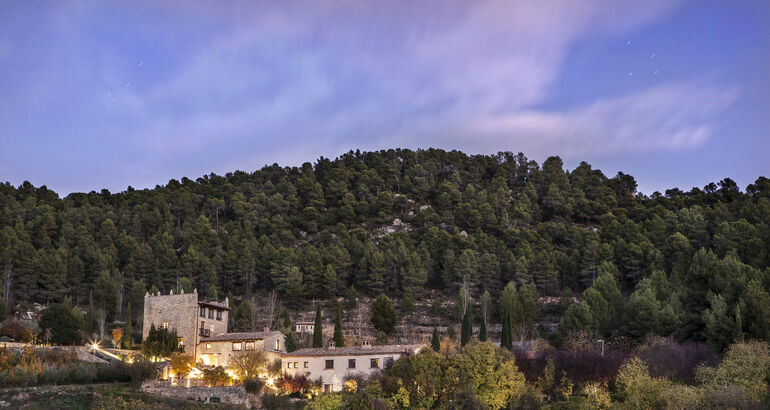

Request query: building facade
[
  {"left": 199, "top": 330, "right": 286, "bottom": 366},
  {"left": 142, "top": 289, "right": 230, "bottom": 359},
  {"left": 280, "top": 344, "right": 425, "bottom": 392}
]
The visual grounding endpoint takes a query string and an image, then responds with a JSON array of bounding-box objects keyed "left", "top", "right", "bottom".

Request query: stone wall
[
  {"left": 143, "top": 290, "right": 199, "bottom": 356},
  {"left": 140, "top": 381, "right": 251, "bottom": 408}
]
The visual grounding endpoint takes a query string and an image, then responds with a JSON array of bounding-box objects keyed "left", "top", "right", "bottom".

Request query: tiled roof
[
  {"left": 200, "top": 331, "right": 282, "bottom": 342},
  {"left": 281, "top": 344, "right": 425, "bottom": 357}
]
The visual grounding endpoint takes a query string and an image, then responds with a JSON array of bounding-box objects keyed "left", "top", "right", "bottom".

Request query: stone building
[
  {"left": 199, "top": 329, "right": 286, "bottom": 366},
  {"left": 280, "top": 344, "right": 425, "bottom": 392},
  {"left": 142, "top": 289, "right": 230, "bottom": 359}
]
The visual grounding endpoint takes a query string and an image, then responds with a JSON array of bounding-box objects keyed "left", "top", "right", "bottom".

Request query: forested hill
[{"left": 1, "top": 148, "right": 769, "bottom": 345}]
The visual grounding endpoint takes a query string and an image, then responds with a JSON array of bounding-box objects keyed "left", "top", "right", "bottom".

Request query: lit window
[
  {"left": 294, "top": 361, "right": 299, "bottom": 368},
  {"left": 233, "top": 342, "right": 242, "bottom": 351},
  {"left": 275, "top": 340, "right": 280, "bottom": 350},
  {"left": 287, "top": 362, "right": 292, "bottom": 368},
  {"left": 177, "top": 337, "right": 184, "bottom": 347},
  {"left": 304, "top": 361, "right": 309, "bottom": 368},
  {"left": 161, "top": 322, "right": 169, "bottom": 329},
  {"left": 206, "top": 343, "right": 212, "bottom": 350},
  {"left": 325, "top": 359, "right": 334, "bottom": 369},
  {"left": 370, "top": 358, "right": 379, "bottom": 368},
  {"left": 323, "top": 384, "right": 333, "bottom": 392},
  {"left": 216, "top": 310, "right": 222, "bottom": 321},
  {"left": 245, "top": 342, "right": 255, "bottom": 350},
  {"left": 348, "top": 359, "right": 356, "bottom": 369}
]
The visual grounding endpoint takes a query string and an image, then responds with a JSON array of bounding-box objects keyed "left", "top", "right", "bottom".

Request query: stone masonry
[{"left": 142, "top": 289, "right": 229, "bottom": 359}]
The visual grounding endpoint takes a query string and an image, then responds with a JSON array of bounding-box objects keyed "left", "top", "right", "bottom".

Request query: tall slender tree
[
  {"left": 312, "top": 304, "right": 323, "bottom": 348},
  {"left": 333, "top": 302, "right": 344, "bottom": 347},
  {"left": 431, "top": 327, "right": 441, "bottom": 351},
  {"left": 461, "top": 306, "right": 472, "bottom": 346}
]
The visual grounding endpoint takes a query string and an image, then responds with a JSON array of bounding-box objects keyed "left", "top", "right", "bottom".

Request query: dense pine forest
[{"left": 1, "top": 149, "right": 769, "bottom": 349}]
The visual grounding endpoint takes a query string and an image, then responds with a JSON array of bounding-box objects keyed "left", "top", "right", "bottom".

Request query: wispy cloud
[{"left": 0, "top": 0, "right": 744, "bottom": 193}]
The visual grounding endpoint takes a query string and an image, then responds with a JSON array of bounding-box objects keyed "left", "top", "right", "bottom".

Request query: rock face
[{"left": 140, "top": 381, "right": 250, "bottom": 407}]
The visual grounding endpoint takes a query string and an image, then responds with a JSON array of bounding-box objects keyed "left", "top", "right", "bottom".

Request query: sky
[{"left": 1, "top": 0, "right": 768, "bottom": 196}]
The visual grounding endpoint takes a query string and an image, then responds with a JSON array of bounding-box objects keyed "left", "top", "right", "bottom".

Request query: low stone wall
[{"left": 140, "top": 381, "right": 251, "bottom": 408}]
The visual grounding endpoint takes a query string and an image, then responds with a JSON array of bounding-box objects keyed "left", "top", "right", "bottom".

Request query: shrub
[
  {"left": 243, "top": 377, "right": 264, "bottom": 394},
  {"left": 276, "top": 373, "right": 310, "bottom": 395},
  {"left": 636, "top": 338, "right": 717, "bottom": 382},
  {"left": 695, "top": 340, "right": 770, "bottom": 401},
  {"left": 126, "top": 360, "right": 158, "bottom": 384},
  {"left": 0, "top": 319, "right": 34, "bottom": 342},
  {"left": 169, "top": 353, "right": 194, "bottom": 379},
  {"left": 615, "top": 357, "right": 670, "bottom": 409},
  {"left": 202, "top": 366, "right": 231, "bottom": 386},
  {"left": 307, "top": 392, "right": 344, "bottom": 410}
]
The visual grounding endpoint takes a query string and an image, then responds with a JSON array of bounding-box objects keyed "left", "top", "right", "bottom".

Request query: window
[
  {"left": 245, "top": 342, "right": 255, "bottom": 350},
  {"left": 232, "top": 342, "right": 242, "bottom": 351},
  {"left": 385, "top": 357, "right": 395, "bottom": 369},
  {"left": 200, "top": 307, "right": 205, "bottom": 317},
  {"left": 370, "top": 358, "right": 380, "bottom": 368},
  {"left": 323, "top": 384, "right": 333, "bottom": 393},
  {"left": 206, "top": 343, "right": 212, "bottom": 350},
  {"left": 177, "top": 337, "right": 184, "bottom": 347},
  {"left": 294, "top": 361, "right": 299, "bottom": 368},
  {"left": 209, "top": 324, "right": 214, "bottom": 332},
  {"left": 304, "top": 361, "right": 309, "bottom": 368},
  {"left": 208, "top": 308, "right": 214, "bottom": 319},
  {"left": 216, "top": 310, "right": 222, "bottom": 321},
  {"left": 275, "top": 340, "right": 280, "bottom": 350},
  {"left": 287, "top": 362, "right": 293, "bottom": 368},
  {"left": 325, "top": 359, "right": 334, "bottom": 369},
  {"left": 161, "top": 322, "right": 169, "bottom": 329},
  {"left": 348, "top": 359, "right": 356, "bottom": 369}
]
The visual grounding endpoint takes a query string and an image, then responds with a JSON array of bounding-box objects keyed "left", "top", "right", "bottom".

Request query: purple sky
[{"left": 1, "top": 1, "right": 768, "bottom": 195}]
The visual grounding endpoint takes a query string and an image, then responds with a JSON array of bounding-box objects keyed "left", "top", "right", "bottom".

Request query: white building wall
[{"left": 281, "top": 352, "right": 403, "bottom": 392}]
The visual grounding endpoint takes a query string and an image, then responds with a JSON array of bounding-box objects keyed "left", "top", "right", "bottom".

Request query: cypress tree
[
  {"left": 479, "top": 313, "right": 488, "bottom": 342},
  {"left": 431, "top": 327, "right": 440, "bottom": 351},
  {"left": 312, "top": 304, "right": 323, "bottom": 348},
  {"left": 284, "top": 331, "right": 297, "bottom": 352},
  {"left": 84, "top": 290, "right": 96, "bottom": 335},
  {"left": 447, "top": 325, "right": 456, "bottom": 340},
  {"left": 501, "top": 311, "right": 512, "bottom": 350},
  {"left": 461, "top": 307, "right": 472, "bottom": 346},
  {"left": 123, "top": 303, "right": 133, "bottom": 349},
  {"left": 333, "top": 302, "right": 344, "bottom": 347}
]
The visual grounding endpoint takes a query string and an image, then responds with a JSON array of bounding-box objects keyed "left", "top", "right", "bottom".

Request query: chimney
[
  {"left": 263, "top": 325, "right": 270, "bottom": 332},
  {"left": 329, "top": 341, "right": 336, "bottom": 350},
  {"left": 362, "top": 340, "right": 372, "bottom": 348}
]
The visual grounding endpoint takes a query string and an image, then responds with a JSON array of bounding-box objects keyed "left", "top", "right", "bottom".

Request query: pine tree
[
  {"left": 431, "top": 327, "right": 440, "bottom": 351},
  {"left": 333, "top": 302, "right": 344, "bottom": 347},
  {"left": 284, "top": 267, "right": 305, "bottom": 310},
  {"left": 322, "top": 264, "right": 337, "bottom": 298},
  {"left": 401, "top": 287, "right": 415, "bottom": 315},
  {"left": 312, "top": 304, "right": 323, "bottom": 348},
  {"left": 461, "top": 307, "right": 472, "bottom": 346}
]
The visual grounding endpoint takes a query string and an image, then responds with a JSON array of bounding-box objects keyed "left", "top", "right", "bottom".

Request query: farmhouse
[
  {"left": 281, "top": 344, "right": 425, "bottom": 392},
  {"left": 198, "top": 329, "right": 285, "bottom": 366},
  {"left": 143, "top": 290, "right": 424, "bottom": 391}
]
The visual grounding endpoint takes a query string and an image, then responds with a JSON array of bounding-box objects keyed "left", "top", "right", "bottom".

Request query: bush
[
  {"left": 202, "top": 366, "right": 231, "bottom": 386},
  {"left": 243, "top": 377, "right": 264, "bottom": 394},
  {"left": 636, "top": 338, "right": 717, "bottom": 382},
  {"left": 695, "top": 340, "right": 770, "bottom": 401},
  {"left": 126, "top": 360, "right": 158, "bottom": 384},
  {"left": 276, "top": 373, "right": 310, "bottom": 395}
]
